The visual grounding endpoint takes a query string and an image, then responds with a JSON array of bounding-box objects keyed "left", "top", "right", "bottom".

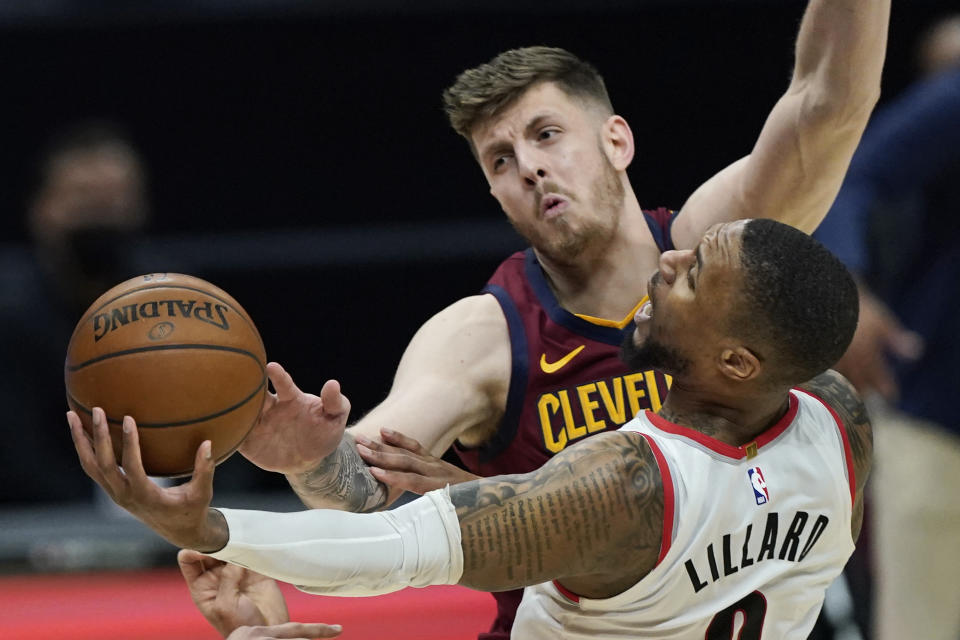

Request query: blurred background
[{"left": 0, "top": 0, "right": 957, "bottom": 638}]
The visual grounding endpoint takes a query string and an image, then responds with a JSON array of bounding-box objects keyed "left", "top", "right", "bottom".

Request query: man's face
[
  {"left": 470, "top": 82, "right": 625, "bottom": 264},
  {"left": 623, "top": 221, "right": 747, "bottom": 376},
  {"left": 32, "top": 147, "right": 147, "bottom": 247}
]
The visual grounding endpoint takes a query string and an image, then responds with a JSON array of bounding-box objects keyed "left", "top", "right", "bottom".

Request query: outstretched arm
[
  {"left": 210, "top": 431, "right": 664, "bottom": 600},
  {"left": 798, "top": 370, "right": 873, "bottom": 540},
  {"left": 239, "top": 294, "right": 510, "bottom": 512},
  {"left": 672, "top": 0, "right": 890, "bottom": 247},
  {"left": 72, "top": 401, "right": 663, "bottom": 598}
]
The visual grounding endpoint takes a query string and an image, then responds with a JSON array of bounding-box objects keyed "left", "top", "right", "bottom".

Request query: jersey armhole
[
  {"left": 642, "top": 207, "right": 679, "bottom": 253},
  {"left": 640, "top": 433, "right": 675, "bottom": 564},
  {"left": 460, "top": 285, "right": 528, "bottom": 462},
  {"left": 794, "top": 389, "right": 857, "bottom": 508}
]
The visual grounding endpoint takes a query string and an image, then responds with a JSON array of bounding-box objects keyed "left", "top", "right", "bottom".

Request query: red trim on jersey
[
  {"left": 640, "top": 433, "right": 675, "bottom": 564},
  {"left": 644, "top": 392, "right": 800, "bottom": 459},
  {"left": 549, "top": 433, "right": 675, "bottom": 606},
  {"left": 793, "top": 388, "right": 857, "bottom": 507},
  {"left": 552, "top": 580, "right": 581, "bottom": 604}
]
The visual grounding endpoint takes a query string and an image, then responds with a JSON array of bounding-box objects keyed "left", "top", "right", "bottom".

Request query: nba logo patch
[{"left": 748, "top": 467, "right": 770, "bottom": 505}]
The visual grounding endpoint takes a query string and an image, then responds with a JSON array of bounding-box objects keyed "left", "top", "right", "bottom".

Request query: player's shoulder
[
  {"left": 409, "top": 294, "right": 509, "bottom": 364},
  {"left": 796, "top": 370, "right": 872, "bottom": 475},
  {"left": 796, "top": 370, "right": 867, "bottom": 428},
  {"left": 430, "top": 293, "right": 505, "bottom": 325}
]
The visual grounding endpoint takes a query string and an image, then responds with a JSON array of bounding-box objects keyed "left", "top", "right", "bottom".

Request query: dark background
[{"left": 0, "top": 0, "right": 954, "bottom": 500}]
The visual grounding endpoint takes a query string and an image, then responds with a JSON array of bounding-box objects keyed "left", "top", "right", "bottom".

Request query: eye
[
  {"left": 492, "top": 155, "right": 513, "bottom": 172},
  {"left": 538, "top": 128, "right": 560, "bottom": 142},
  {"left": 686, "top": 262, "right": 696, "bottom": 291}
]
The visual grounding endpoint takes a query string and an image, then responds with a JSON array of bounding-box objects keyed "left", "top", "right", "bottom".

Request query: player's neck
[
  {"left": 537, "top": 204, "right": 657, "bottom": 320},
  {"left": 657, "top": 384, "right": 792, "bottom": 448}
]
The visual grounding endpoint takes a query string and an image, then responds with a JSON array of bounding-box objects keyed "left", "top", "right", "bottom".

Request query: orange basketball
[{"left": 65, "top": 273, "right": 267, "bottom": 477}]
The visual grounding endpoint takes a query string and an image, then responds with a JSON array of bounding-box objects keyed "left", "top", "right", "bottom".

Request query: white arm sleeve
[{"left": 208, "top": 487, "right": 463, "bottom": 596}]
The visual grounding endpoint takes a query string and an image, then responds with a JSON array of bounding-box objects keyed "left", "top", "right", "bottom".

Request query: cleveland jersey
[
  {"left": 454, "top": 208, "right": 676, "bottom": 640},
  {"left": 513, "top": 388, "right": 857, "bottom": 639}
]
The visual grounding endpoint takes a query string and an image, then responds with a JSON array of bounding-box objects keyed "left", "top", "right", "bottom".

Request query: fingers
[
  {"left": 319, "top": 379, "right": 349, "bottom": 417},
  {"left": 68, "top": 410, "right": 103, "bottom": 483},
  {"left": 177, "top": 548, "right": 224, "bottom": 582},
  {"left": 91, "top": 408, "right": 133, "bottom": 496},
  {"left": 266, "top": 362, "right": 302, "bottom": 403},
  {"left": 379, "top": 427, "right": 426, "bottom": 455},
  {"left": 186, "top": 440, "right": 216, "bottom": 500},
  {"left": 367, "top": 467, "right": 439, "bottom": 495},
  {"left": 355, "top": 436, "right": 431, "bottom": 473},
  {"left": 119, "top": 415, "right": 149, "bottom": 481},
  {"left": 268, "top": 622, "right": 343, "bottom": 638},
  {"left": 91, "top": 407, "right": 119, "bottom": 471}
]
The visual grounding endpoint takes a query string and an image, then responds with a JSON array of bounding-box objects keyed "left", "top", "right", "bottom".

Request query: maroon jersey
[{"left": 455, "top": 208, "right": 677, "bottom": 640}]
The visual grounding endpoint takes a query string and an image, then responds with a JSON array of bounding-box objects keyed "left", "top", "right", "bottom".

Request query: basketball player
[
  {"left": 69, "top": 218, "right": 871, "bottom": 639},
  {"left": 212, "top": 2, "right": 888, "bottom": 637},
  {"left": 222, "top": 2, "right": 889, "bottom": 637}
]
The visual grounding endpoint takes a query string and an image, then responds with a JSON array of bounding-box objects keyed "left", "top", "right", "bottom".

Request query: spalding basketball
[{"left": 65, "top": 273, "right": 267, "bottom": 477}]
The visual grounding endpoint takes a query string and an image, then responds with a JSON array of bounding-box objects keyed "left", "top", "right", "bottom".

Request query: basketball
[{"left": 64, "top": 273, "right": 268, "bottom": 477}]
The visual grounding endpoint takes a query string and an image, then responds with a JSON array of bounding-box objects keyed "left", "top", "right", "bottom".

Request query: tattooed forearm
[
  {"left": 449, "top": 432, "right": 664, "bottom": 595},
  {"left": 799, "top": 369, "right": 874, "bottom": 539},
  {"left": 288, "top": 434, "right": 388, "bottom": 513}
]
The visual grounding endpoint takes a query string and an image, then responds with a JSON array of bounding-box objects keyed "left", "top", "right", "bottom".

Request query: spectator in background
[
  {"left": 0, "top": 121, "right": 151, "bottom": 506},
  {"left": 813, "top": 14, "right": 960, "bottom": 640}
]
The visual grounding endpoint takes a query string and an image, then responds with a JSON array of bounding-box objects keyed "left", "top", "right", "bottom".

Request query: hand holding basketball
[
  {"left": 67, "top": 406, "right": 228, "bottom": 552},
  {"left": 238, "top": 363, "right": 351, "bottom": 475}
]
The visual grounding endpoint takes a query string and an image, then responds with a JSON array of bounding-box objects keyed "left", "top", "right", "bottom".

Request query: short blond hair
[{"left": 443, "top": 46, "right": 614, "bottom": 140}]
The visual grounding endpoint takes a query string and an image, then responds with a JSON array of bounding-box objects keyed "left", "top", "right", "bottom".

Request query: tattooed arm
[
  {"left": 182, "top": 430, "right": 665, "bottom": 599},
  {"left": 450, "top": 431, "right": 665, "bottom": 599},
  {"left": 241, "top": 295, "right": 510, "bottom": 512},
  {"left": 798, "top": 369, "right": 873, "bottom": 541}
]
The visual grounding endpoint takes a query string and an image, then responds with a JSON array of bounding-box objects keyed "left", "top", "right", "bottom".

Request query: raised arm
[
  {"left": 671, "top": 0, "right": 890, "bottom": 247},
  {"left": 798, "top": 370, "right": 873, "bottom": 540},
  {"left": 239, "top": 294, "right": 510, "bottom": 511}
]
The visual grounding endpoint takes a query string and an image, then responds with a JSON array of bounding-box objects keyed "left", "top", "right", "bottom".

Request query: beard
[
  {"left": 512, "top": 146, "right": 625, "bottom": 264},
  {"left": 620, "top": 331, "right": 691, "bottom": 376}
]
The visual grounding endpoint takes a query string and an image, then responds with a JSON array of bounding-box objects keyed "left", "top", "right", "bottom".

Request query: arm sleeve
[
  {"left": 208, "top": 487, "right": 464, "bottom": 596},
  {"left": 815, "top": 69, "right": 960, "bottom": 270}
]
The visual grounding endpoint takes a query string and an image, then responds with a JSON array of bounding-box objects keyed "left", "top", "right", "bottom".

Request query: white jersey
[{"left": 513, "top": 388, "right": 856, "bottom": 639}]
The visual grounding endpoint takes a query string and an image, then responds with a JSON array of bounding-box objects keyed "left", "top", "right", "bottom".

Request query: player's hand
[
  {"left": 226, "top": 622, "right": 343, "bottom": 639},
  {"left": 356, "top": 428, "right": 480, "bottom": 494},
  {"left": 833, "top": 286, "right": 923, "bottom": 402},
  {"left": 178, "top": 549, "right": 295, "bottom": 637},
  {"left": 67, "top": 407, "right": 225, "bottom": 552},
  {"left": 240, "top": 363, "right": 351, "bottom": 475}
]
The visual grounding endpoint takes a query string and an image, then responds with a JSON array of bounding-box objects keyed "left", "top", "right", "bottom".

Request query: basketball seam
[
  {"left": 66, "top": 375, "right": 267, "bottom": 428},
  {"left": 66, "top": 343, "right": 263, "bottom": 371}
]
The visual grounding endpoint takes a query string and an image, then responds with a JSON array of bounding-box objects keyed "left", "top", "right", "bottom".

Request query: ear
[
  {"left": 601, "top": 115, "right": 635, "bottom": 171},
  {"left": 718, "top": 346, "right": 762, "bottom": 382}
]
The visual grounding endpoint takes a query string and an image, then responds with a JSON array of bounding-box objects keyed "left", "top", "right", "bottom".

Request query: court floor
[{"left": 0, "top": 567, "right": 495, "bottom": 639}]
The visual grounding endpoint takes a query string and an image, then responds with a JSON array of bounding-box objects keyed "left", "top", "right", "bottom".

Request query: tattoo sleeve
[
  {"left": 449, "top": 431, "right": 664, "bottom": 595},
  {"left": 799, "top": 370, "right": 874, "bottom": 541},
  {"left": 288, "top": 433, "right": 388, "bottom": 513}
]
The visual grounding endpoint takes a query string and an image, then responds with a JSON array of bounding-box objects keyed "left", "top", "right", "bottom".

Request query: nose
[
  {"left": 658, "top": 249, "right": 695, "bottom": 286},
  {"left": 516, "top": 148, "right": 547, "bottom": 187}
]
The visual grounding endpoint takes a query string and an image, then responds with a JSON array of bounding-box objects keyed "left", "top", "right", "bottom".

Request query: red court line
[{"left": 0, "top": 568, "right": 495, "bottom": 639}]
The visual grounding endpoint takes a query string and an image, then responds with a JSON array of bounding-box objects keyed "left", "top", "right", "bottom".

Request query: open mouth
[{"left": 540, "top": 195, "right": 567, "bottom": 218}]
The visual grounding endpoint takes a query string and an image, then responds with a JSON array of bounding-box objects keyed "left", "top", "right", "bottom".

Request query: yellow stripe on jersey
[{"left": 574, "top": 296, "right": 649, "bottom": 329}]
